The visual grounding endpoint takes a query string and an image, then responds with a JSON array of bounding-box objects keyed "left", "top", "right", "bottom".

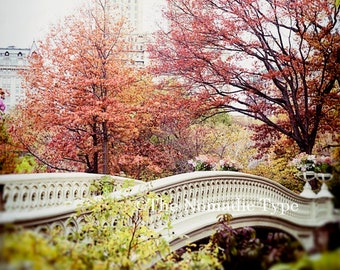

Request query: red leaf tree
[
  {"left": 12, "top": 1, "right": 140, "bottom": 173},
  {"left": 10, "top": 0, "right": 206, "bottom": 177},
  {"left": 151, "top": 0, "right": 340, "bottom": 154}
]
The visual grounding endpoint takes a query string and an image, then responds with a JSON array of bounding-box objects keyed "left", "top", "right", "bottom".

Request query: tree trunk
[
  {"left": 102, "top": 121, "right": 109, "bottom": 174},
  {"left": 92, "top": 123, "right": 99, "bottom": 173}
]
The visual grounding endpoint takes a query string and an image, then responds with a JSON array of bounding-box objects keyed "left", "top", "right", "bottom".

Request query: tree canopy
[
  {"left": 10, "top": 0, "right": 205, "bottom": 177},
  {"left": 10, "top": 0, "right": 210, "bottom": 179},
  {"left": 151, "top": 0, "right": 340, "bottom": 154},
  {"left": 12, "top": 1, "right": 142, "bottom": 174}
]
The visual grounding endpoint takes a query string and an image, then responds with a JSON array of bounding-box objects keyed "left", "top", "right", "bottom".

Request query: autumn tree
[
  {"left": 9, "top": 0, "right": 201, "bottom": 177},
  {"left": 111, "top": 85, "right": 208, "bottom": 179},
  {"left": 141, "top": 84, "right": 211, "bottom": 174},
  {"left": 0, "top": 88, "right": 26, "bottom": 174},
  {"left": 191, "top": 114, "right": 254, "bottom": 163},
  {"left": 0, "top": 115, "right": 18, "bottom": 174},
  {"left": 151, "top": 0, "right": 340, "bottom": 154}
]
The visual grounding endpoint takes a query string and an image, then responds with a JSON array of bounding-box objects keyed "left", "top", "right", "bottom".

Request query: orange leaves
[
  {"left": 10, "top": 1, "right": 142, "bottom": 173},
  {"left": 11, "top": 0, "right": 207, "bottom": 177}
]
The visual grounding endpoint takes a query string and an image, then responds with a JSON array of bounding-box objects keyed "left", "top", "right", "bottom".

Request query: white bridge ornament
[{"left": 0, "top": 171, "right": 338, "bottom": 252}]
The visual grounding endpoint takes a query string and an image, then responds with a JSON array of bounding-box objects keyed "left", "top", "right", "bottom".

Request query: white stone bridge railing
[
  {"left": 133, "top": 171, "right": 335, "bottom": 230},
  {"left": 0, "top": 171, "right": 338, "bottom": 251},
  {"left": 131, "top": 171, "right": 337, "bottom": 252},
  {"left": 0, "top": 172, "right": 140, "bottom": 212}
]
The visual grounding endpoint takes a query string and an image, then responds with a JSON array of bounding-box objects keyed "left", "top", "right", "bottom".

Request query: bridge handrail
[
  {"left": 0, "top": 171, "right": 335, "bottom": 235},
  {"left": 0, "top": 172, "right": 142, "bottom": 212},
  {"left": 132, "top": 171, "right": 334, "bottom": 229}
]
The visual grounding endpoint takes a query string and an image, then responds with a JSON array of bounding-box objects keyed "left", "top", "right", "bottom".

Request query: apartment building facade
[
  {"left": 112, "top": 0, "right": 143, "bottom": 33},
  {"left": 0, "top": 43, "right": 38, "bottom": 112},
  {"left": 0, "top": 1, "right": 151, "bottom": 112},
  {"left": 113, "top": 0, "right": 148, "bottom": 67}
]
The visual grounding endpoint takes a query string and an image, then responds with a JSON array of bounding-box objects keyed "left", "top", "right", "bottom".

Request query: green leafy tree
[
  {"left": 245, "top": 135, "right": 304, "bottom": 193},
  {"left": 14, "top": 154, "right": 45, "bottom": 173},
  {"left": 195, "top": 114, "right": 255, "bottom": 166}
]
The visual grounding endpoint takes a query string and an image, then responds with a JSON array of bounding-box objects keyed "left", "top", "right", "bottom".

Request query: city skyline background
[{"left": 0, "top": 0, "right": 165, "bottom": 48}]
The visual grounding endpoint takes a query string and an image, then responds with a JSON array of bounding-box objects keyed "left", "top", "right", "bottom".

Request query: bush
[
  {"left": 1, "top": 183, "right": 171, "bottom": 270},
  {"left": 270, "top": 249, "right": 340, "bottom": 270}
]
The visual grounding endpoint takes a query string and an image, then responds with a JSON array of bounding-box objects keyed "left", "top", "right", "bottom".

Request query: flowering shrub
[
  {"left": 315, "top": 155, "right": 332, "bottom": 173},
  {"left": 188, "top": 155, "right": 242, "bottom": 172},
  {"left": 0, "top": 98, "right": 5, "bottom": 119},
  {"left": 290, "top": 153, "right": 316, "bottom": 172},
  {"left": 0, "top": 100, "right": 5, "bottom": 112},
  {"left": 188, "top": 155, "right": 214, "bottom": 171},
  {"left": 217, "top": 158, "right": 243, "bottom": 171},
  {"left": 290, "top": 152, "right": 332, "bottom": 173}
]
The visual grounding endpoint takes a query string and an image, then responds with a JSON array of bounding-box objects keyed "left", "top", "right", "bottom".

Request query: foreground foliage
[
  {"left": 270, "top": 249, "right": 340, "bottom": 270},
  {"left": 1, "top": 212, "right": 303, "bottom": 270},
  {"left": 1, "top": 182, "right": 171, "bottom": 269}
]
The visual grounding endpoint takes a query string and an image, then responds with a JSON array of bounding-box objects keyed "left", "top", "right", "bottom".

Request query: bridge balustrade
[
  {"left": 138, "top": 171, "right": 334, "bottom": 231},
  {"left": 0, "top": 172, "right": 135, "bottom": 212},
  {"left": 0, "top": 171, "right": 337, "bottom": 252}
]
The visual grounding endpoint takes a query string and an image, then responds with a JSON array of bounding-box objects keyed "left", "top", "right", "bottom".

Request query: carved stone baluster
[
  {"left": 64, "top": 183, "right": 72, "bottom": 203},
  {"left": 215, "top": 180, "right": 221, "bottom": 203},
  {"left": 210, "top": 180, "right": 216, "bottom": 204},
  {"left": 81, "top": 182, "right": 89, "bottom": 199},
  {"left": 38, "top": 184, "right": 47, "bottom": 208},
  {"left": 182, "top": 185, "right": 189, "bottom": 218},
  {"left": 230, "top": 180, "right": 237, "bottom": 206},
  {"left": 249, "top": 181, "right": 255, "bottom": 210},
  {"left": 203, "top": 182, "right": 209, "bottom": 211},
  {"left": 30, "top": 185, "right": 39, "bottom": 210},
  {"left": 194, "top": 183, "right": 201, "bottom": 213},
  {"left": 198, "top": 182, "right": 205, "bottom": 211},
  {"left": 73, "top": 183, "right": 80, "bottom": 200},
  {"left": 170, "top": 188, "right": 177, "bottom": 221},
  {"left": 21, "top": 186, "right": 29, "bottom": 210},
  {"left": 6, "top": 185, "right": 15, "bottom": 211},
  {"left": 188, "top": 184, "right": 195, "bottom": 215},
  {"left": 180, "top": 185, "right": 187, "bottom": 219},
  {"left": 47, "top": 183, "right": 55, "bottom": 206},
  {"left": 223, "top": 180, "right": 229, "bottom": 207},
  {"left": 206, "top": 182, "right": 211, "bottom": 206},
  {"left": 56, "top": 183, "right": 63, "bottom": 206}
]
